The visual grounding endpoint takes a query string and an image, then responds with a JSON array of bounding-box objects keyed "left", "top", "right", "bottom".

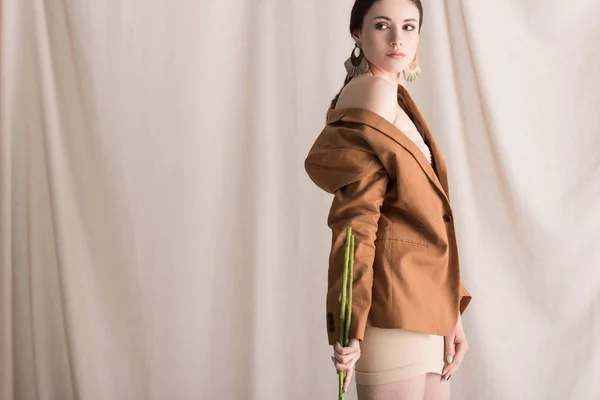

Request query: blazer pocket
[{"left": 377, "top": 229, "right": 428, "bottom": 248}]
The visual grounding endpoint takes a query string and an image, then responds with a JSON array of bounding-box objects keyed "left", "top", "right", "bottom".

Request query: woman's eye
[
  {"left": 404, "top": 24, "right": 416, "bottom": 31},
  {"left": 375, "top": 23, "right": 389, "bottom": 30}
]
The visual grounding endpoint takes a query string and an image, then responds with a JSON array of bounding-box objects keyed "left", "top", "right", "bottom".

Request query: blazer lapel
[
  {"left": 398, "top": 85, "right": 451, "bottom": 199},
  {"left": 326, "top": 97, "right": 450, "bottom": 205}
]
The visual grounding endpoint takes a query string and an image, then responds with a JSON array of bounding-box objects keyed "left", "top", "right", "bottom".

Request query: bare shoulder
[{"left": 335, "top": 75, "right": 398, "bottom": 124}]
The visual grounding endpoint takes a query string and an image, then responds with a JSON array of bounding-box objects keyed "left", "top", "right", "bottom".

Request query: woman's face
[{"left": 352, "top": 0, "right": 421, "bottom": 77}]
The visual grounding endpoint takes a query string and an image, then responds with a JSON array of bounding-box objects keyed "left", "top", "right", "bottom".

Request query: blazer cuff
[{"left": 459, "top": 281, "right": 472, "bottom": 315}]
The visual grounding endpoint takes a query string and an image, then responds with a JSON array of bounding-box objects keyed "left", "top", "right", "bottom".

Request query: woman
[{"left": 304, "top": 0, "right": 472, "bottom": 399}]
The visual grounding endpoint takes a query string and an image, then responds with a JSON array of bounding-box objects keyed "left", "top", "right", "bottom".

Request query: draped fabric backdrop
[{"left": 1, "top": 0, "right": 599, "bottom": 399}]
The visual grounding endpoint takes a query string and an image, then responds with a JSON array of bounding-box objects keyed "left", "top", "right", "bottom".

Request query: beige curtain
[{"left": 1, "top": 1, "right": 599, "bottom": 399}]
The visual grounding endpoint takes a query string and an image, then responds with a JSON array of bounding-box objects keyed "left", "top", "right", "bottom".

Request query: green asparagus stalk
[
  {"left": 344, "top": 234, "right": 354, "bottom": 344},
  {"left": 340, "top": 228, "right": 351, "bottom": 330},
  {"left": 338, "top": 227, "right": 354, "bottom": 400}
]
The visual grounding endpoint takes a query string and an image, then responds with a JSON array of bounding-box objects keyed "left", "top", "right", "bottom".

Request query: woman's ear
[{"left": 351, "top": 31, "right": 361, "bottom": 44}]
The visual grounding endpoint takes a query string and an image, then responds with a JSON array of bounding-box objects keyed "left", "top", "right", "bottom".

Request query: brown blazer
[{"left": 304, "top": 84, "right": 472, "bottom": 346}]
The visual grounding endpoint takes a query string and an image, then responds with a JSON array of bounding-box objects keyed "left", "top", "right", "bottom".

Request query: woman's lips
[{"left": 387, "top": 52, "right": 406, "bottom": 59}]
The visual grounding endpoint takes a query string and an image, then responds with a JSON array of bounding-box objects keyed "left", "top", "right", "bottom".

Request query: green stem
[
  {"left": 344, "top": 234, "right": 354, "bottom": 347},
  {"left": 340, "top": 227, "right": 351, "bottom": 342},
  {"left": 338, "top": 227, "right": 352, "bottom": 400}
]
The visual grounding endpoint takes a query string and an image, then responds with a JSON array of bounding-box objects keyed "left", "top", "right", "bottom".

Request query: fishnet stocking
[
  {"left": 424, "top": 373, "right": 451, "bottom": 400},
  {"left": 356, "top": 374, "right": 425, "bottom": 400},
  {"left": 355, "top": 373, "right": 451, "bottom": 400}
]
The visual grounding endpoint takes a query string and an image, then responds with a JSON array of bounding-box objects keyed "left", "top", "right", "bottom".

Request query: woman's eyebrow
[{"left": 373, "top": 16, "right": 418, "bottom": 22}]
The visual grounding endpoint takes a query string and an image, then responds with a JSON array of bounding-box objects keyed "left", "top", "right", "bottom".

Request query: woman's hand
[
  {"left": 331, "top": 338, "right": 361, "bottom": 392},
  {"left": 441, "top": 315, "right": 469, "bottom": 382}
]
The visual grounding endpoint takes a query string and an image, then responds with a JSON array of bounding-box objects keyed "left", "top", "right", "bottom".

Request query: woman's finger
[
  {"left": 444, "top": 334, "right": 455, "bottom": 365},
  {"left": 343, "top": 368, "right": 354, "bottom": 393},
  {"left": 335, "top": 341, "right": 360, "bottom": 356},
  {"left": 441, "top": 368, "right": 454, "bottom": 382},
  {"left": 332, "top": 352, "right": 360, "bottom": 372},
  {"left": 441, "top": 354, "right": 460, "bottom": 377},
  {"left": 441, "top": 335, "right": 455, "bottom": 382},
  {"left": 441, "top": 342, "right": 468, "bottom": 380},
  {"left": 334, "top": 348, "right": 360, "bottom": 358},
  {"left": 331, "top": 356, "right": 345, "bottom": 372},
  {"left": 342, "top": 351, "right": 361, "bottom": 367},
  {"left": 334, "top": 350, "right": 361, "bottom": 365},
  {"left": 335, "top": 341, "right": 355, "bottom": 355},
  {"left": 333, "top": 361, "right": 352, "bottom": 372},
  {"left": 442, "top": 364, "right": 456, "bottom": 382},
  {"left": 333, "top": 357, "right": 358, "bottom": 372},
  {"left": 334, "top": 351, "right": 360, "bottom": 366}
]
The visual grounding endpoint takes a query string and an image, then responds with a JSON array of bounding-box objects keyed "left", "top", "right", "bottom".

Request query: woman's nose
[{"left": 390, "top": 28, "right": 404, "bottom": 46}]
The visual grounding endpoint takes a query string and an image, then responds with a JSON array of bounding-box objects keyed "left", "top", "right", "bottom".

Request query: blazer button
[{"left": 443, "top": 214, "right": 453, "bottom": 222}]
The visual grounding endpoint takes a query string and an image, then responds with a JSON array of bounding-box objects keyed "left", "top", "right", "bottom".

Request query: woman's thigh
[
  {"left": 423, "top": 373, "right": 451, "bottom": 400},
  {"left": 356, "top": 374, "right": 426, "bottom": 400}
]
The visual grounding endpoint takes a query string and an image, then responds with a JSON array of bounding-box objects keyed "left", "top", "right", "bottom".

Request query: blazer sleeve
[{"left": 313, "top": 150, "right": 389, "bottom": 346}]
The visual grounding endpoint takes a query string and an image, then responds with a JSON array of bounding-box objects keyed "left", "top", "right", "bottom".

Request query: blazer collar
[{"left": 326, "top": 84, "right": 450, "bottom": 204}]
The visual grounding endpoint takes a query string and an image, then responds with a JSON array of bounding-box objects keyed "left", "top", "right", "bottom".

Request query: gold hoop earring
[
  {"left": 402, "top": 54, "right": 422, "bottom": 82},
  {"left": 344, "top": 43, "right": 371, "bottom": 78}
]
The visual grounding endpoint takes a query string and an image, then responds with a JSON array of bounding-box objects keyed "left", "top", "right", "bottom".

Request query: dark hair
[{"left": 329, "top": 0, "right": 424, "bottom": 109}]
